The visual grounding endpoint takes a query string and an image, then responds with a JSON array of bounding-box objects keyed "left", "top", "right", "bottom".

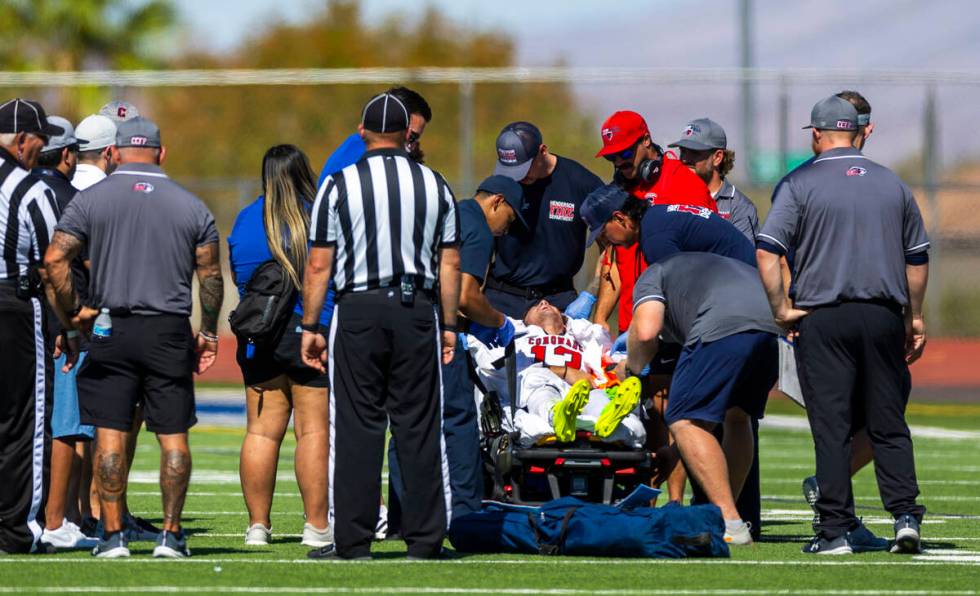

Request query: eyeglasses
[{"left": 603, "top": 139, "right": 640, "bottom": 162}]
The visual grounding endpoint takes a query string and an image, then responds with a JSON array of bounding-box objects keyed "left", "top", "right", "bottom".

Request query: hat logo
[
  {"left": 683, "top": 124, "right": 700, "bottom": 137},
  {"left": 601, "top": 127, "right": 618, "bottom": 141},
  {"left": 836, "top": 120, "right": 855, "bottom": 130},
  {"left": 133, "top": 181, "right": 154, "bottom": 193},
  {"left": 117, "top": 106, "right": 127, "bottom": 118},
  {"left": 498, "top": 148, "right": 517, "bottom": 164},
  {"left": 845, "top": 166, "right": 867, "bottom": 177},
  {"left": 130, "top": 135, "right": 148, "bottom": 146}
]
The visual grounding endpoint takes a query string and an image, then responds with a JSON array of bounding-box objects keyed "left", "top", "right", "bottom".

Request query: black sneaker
[
  {"left": 890, "top": 514, "right": 922, "bottom": 554},
  {"left": 79, "top": 516, "right": 100, "bottom": 538},
  {"left": 407, "top": 547, "right": 457, "bottom": 561},
  {"left": 91, "top": 531, "right": 130, "bottom": 558},
  {"left": 802, "top": 476, "right": 820, "bottom": 524},
  {"left": 124, "top": 514, "right": 161, "bottom": 542},
  {"left": 801, "top": 534, "right": 853, "bottom": 555},
  {"left": 153, "top": 530, "right": 191, "bottom": 558},
  {"left": 847, "top": 521, "right": 889, "bottom": 553},
  {"left": 307, "top": 544, "right": 371, "bottom": 561}
]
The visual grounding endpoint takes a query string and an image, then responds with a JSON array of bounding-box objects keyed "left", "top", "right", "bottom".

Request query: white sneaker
[
  {"left": 724, "top": 520, "right": 753, "bottom": 546},
  {"left": 245, "top": 523, "right": 272, "bottom": 546},
  {"left": 301, "top": 523, "right": 333, "bottom": 547},
  {"left": 375, "top": 505, "right": 388, "bottom": 541},
  {"left": 41, "top": 520, "right": 99, "bottom": 549}
]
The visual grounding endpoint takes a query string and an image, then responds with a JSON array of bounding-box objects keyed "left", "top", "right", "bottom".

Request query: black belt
[
  {"left": 815, "top": 298, "right": 903, "bottom": 314},
  {"left": 336, "top": 276, "right": 438, "bottom": 302},
  {"left": 484, "top": 276, "right": 575, "bottom": 301}
]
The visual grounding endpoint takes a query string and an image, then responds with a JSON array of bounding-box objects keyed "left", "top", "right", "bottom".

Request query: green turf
[{"left": 2, "top": 403, "right": 978, "bottom": 595}]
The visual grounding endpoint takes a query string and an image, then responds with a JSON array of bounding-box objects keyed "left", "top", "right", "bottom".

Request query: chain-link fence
[{"left": 5, "top": 67, "right": 979, "bottom": 336}]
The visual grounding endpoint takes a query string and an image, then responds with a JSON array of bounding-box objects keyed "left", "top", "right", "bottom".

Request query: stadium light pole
[
  {"left": 740, "top": 0, "right": 754, "bottom": 184},
  {"left": 923, "top": 84, "right": 941, "bottom": 334}
]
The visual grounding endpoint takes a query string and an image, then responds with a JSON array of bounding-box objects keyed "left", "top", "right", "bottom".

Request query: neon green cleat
[
  {"left": 551, "top": 380, "right": 591, "bottom": 443},
  {"left": 595, "top": 376, "right": 641, "bottom": 438}
]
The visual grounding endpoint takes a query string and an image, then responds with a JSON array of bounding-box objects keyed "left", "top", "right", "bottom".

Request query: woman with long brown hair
[{"left": 227, "top": 144, "right": 331, "bottom": 546}]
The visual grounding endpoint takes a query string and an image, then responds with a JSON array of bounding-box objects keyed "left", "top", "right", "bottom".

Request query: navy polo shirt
[
  {"left": 640, "top": 204, "right": 756, "bottom": 267},
  {"left": 490, "top": 156, "right": 603, "bottom": 287},
  {"left": 458, "top": 199, "right": 494, "bottom": 283}
]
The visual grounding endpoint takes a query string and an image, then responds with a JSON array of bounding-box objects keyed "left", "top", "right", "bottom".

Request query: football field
[{"left": 2, "top": 397, "right": 978, "bottom": 595}]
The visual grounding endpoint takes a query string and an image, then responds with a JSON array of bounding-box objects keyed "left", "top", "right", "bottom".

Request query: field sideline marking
[
  {"left": 0, "top": 588, "right": 976, "bottom": 595},
  {"left": 2, "top": 558, "right": 978, "bottom": 567}
]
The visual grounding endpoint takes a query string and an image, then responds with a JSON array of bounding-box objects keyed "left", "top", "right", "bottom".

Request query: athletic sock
[{"left": 725, "top": 519, "right": 747, "bottom": 533}]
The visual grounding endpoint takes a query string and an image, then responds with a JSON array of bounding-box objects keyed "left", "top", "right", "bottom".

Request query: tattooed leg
[
  {"left": 158, "top": 433, "right": 192, "bottom": 533},
  {"left": 94, "top": 428, "right": 130, "bottom": 534}
]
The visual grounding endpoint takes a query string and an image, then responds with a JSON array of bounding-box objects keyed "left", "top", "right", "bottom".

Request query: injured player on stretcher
[{"left": 467, "top": 300, "right": 646, "bottom": 448}]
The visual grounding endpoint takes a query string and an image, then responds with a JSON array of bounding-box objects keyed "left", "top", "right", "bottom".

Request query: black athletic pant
[
  {"left": 0, "top": 288, "right": 52, "bottom": 554},
  {"left": 329, "top": 289, "right": 448, "bottom": 559},
  {"left": 796, "top": 301, "right": 926, "bottom": 539}
]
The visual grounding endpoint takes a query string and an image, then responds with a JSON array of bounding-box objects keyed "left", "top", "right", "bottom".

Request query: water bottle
[{"left": 92, "top": 308, "right": 113, "bottom": 338}]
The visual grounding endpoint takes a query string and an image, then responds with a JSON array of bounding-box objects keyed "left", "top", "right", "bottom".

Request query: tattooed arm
[
  {"left": 42, "top": 230, "right": 83, "bottom": 330},
  {"left": 194, "top": 241, "right": 224, "bottom": 374}
]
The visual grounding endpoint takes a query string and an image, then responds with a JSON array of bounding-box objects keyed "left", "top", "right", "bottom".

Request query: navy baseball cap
[
  {"left": 494, "top": 122, "right": 543, "bottom": 181},
  {"left": 668, "top": 117, "right": 727, "bottom": 151},
  {"left": 362, "top": 92, "right": 409, "bottom": 133},
  {"left": 477, "top": 174, "right": 527, "bottom": 227},
  {"left": 803, "top": 95, "right": 859, "bottom": 131},
  {"left": 581, "top": 183, "right": 630, "bottom": 247}
]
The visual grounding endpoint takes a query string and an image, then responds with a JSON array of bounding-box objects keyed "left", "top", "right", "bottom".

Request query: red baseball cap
[{"left": 595, "top": 110, "right": 649, "bottom": 158}]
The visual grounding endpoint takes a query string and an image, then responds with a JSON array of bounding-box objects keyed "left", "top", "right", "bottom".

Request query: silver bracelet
[{"left": 198, "top": 331, "right": 219, "bottom": 343}]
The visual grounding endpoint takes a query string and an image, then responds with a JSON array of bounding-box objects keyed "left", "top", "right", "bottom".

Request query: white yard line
[{"left": 761, "top": 415, "right": 980, "bottom": 441}]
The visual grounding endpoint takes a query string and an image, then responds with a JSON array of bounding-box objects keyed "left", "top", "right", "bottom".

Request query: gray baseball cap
[
  {"left": 115, "top": 117, "right": 161, "bottom": 148},
  {"left": 668, "top": 118, "right": 727, "bottom": 151},
  {"left": 803, "top": 95, "right": 859, "bottom": 131},
  {"left": 100, "top": 100, "right": 140, "bottom": 123},
  {"left": 493, "top": 122, "right": 543, "bottom": 181},
  {"left": 42, "top": 116, "right": 86, "bottom": 151}
]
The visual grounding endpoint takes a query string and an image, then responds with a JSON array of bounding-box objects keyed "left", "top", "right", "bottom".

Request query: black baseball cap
[
  {"left": 0, "top": 98, "right": 65, "bottom": 136},
  {"left": 581, "top": 183, "right": 631, "bottom": 247},
  {"left": 477, "top": 174, "right": 527, "bottom": 228},
  {"left": 361, "top": 92, "right": 409, "bottom": 133},
  {"left": 494, "top": 122, "right": 543, "bottom": 181}
]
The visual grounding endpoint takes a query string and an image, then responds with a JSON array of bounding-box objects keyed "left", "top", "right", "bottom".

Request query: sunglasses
[
  {"left": 603, "top": 139, "right": 640, "bottom": 162},
  {"left": 406, "top": 130, "right": 421, "bottom": 146}
]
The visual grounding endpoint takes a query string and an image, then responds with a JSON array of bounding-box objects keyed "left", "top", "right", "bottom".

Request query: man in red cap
[{"left": 589, "top": 111, "right": 717, "bottom": 504}]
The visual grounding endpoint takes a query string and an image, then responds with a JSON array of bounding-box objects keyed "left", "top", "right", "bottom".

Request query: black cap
[
  {"left": 493, "top": 122, "right": 543, "bottom": 181},
  {"left": 361, "top": 92, "right": 409, "bottom": 133},
  {"left": 477, "top": 174, "right": 527, "bottom": 228},
  {"left": 0, "top": 98, "right": 65, "bottom": 136}
]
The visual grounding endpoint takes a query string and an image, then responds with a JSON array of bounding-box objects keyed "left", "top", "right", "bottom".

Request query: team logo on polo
[
  {"left": 549, "top": 200, "right": 575, "bottom": 222},
  {"left": 497, "top": 148, "right": 517, "bottom": 164},
  {"left": 133, "top": 181, "right": 154, "bottom": 193},
  {"left": 846, "top": 166, "right": 867, "bottom": 177}
]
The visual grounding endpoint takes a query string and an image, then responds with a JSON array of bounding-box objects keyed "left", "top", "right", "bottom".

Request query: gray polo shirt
[
  {"left": 632, "top": 252, "right": 780, "bottom": 346},
  {"left": 57, "top": 163, "right": 218, "bottom": 316},
  {"left": 714, "top": 179, "right": 759, "bottom": 241},
  {"left": 758, "top": 147, "right": 929, "bottom": 309}
]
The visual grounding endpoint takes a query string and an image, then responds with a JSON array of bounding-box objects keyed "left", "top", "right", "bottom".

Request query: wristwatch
[{"left": 300, "top": 322, "right": 320, "bottom": 333}]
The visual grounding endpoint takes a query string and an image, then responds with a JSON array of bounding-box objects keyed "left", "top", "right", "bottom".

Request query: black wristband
[
  {"left": 441, "top": 323, "right": 458, "bottom": 333},
  {"left": 300, "top": 322, "right": 321, "bottom": 333}
]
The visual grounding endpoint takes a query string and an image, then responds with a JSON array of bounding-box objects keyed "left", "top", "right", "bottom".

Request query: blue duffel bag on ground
[{"left": 449, "top": 495, "right": 729, "bottom": 558}]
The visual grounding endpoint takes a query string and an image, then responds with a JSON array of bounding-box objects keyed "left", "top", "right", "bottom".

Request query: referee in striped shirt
[
  {"left": 0, "top": 98, "right": 63, "bottom": 554},
  {"left": 300, "top": 92, "right": 461, "bottom": 561}
]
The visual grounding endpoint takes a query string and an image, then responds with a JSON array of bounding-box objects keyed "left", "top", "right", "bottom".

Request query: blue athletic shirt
[
  {"left": 490, "top": 156, "right": 603, "bottom": 287},
  {"left": 227, "top": 196, "right": 332, "bottom": 327},
  {"left": 639, "top": 204, "right": 756, "bottom": 267},
  {"left": 457, "top": 199, "right": 494, "bottom": 282},
  {"left": 317, "top": 133, "right": 366, "bottom": 187}
]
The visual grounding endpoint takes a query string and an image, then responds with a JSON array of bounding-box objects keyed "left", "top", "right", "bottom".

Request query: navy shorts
[{"left": 665, "top": 331, "right": 778, "bottom": 425}]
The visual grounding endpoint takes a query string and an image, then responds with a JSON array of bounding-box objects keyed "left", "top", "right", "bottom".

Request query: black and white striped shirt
[
  {"left": 311, "top": 147, "right": 459, "bottom": 293},
  {"left": 0, "top": 148, "right": 58, "bottom": 280}
]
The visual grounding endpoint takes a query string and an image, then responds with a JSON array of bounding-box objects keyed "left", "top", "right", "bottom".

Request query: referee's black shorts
[{"left": 78, "top": 314, "right": 197, "bottom": 434}]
